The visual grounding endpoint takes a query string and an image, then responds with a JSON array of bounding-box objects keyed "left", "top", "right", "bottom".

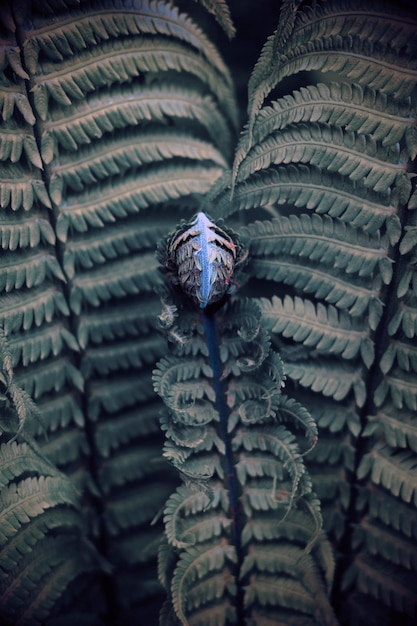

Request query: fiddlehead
[{"left": 154, "top": 213, "right": 337, "bottom": 625}]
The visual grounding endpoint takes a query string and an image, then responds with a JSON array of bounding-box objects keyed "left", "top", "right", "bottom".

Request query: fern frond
[
  {"left": 9, "top": 323, "right": 78, "bottom": 368},
  {"left": 236, "top": 123, "right": 407, "bottom": 193},
  {"left": 0, "top": 475, "right": 79, "bottom": 544},
  {"left": 16, "top": 356, "right": 84, "bottom": 399},
  {"left": 0, "top": 121, "right": 43, "bottom": 168},
  {"left": 349, "top": 553, "right": 417, "bottom": 617},
  {"left": 98, "top": 446, "right": 165, "bottom": 493},
  {"left": 358, "top": 446, "right": 417, "bottom": 506},
  {"left": 368, "top": 489, "right": 417, "bottom": 540},
  {"left": 374, "top": 368, "right": 417, "bottom": 411},
  {"left": 234, "top": 82, "right": 416, "bottom": 180},
  {"left": 286, "top": 359, "right": 366, "bottom": 407},
  {"left": 55, "top": 130, "right": 228, "bottom": 191},
  {"left": 260, "top": 296, "right": 374, "bottom": 367},
  {"left": 1, "top": 249, "right": 65, "bottom": 293},
  {"left": 104, "top": 482, "right": 174, "bottom": 535},
  {"left": 246, "top": 214, "right": 390, "bottom": 281},
  {"left": 88, "top": 372, "right": 155, "bottom": 420},
  {"left": 43, "top": 84, "right": 233, "bottom": 157},
  {"left": 0, "top": 164, "right": 51, "bottom": 212},
  {"left": 26, "top": 0, "right": 233, "bottom": 81},
  {"left": 0, "top": 286, "right": 70, "bottom": 335},
  {"left": 0, "top": 210, "right": 55, "bottom": 252},
  {"left": 367, "top": 404, "right": 417, "bottom": 453},
  {"left": 35, "top": 37, "right": 238, "bottom": 128},
  {"left": 193, "top": 0, "right": 235, "bottom": 38},
  {"left": 56, "top": 164, "right": 223, "bottom": 242},
  {"left": 0, "top": 442, "right": 60, "bottom": 489},
  {"left": 76, "top": 297, "right": 159, "bottom": 349},
  {"left": 247, "top": 24, "right": 417, "bottom": 134},
  {"left": 250, "top": 256, "right": 380, "bottom": 318},
  {"left": 81, "top": 335, "right": 165, "bottom": 377},
  {"left": 69, "top": 251, "right": 160, "bottom": 314},
  {"left": 94, "top": 403, "right": 160, "bottom": 458},
  {"left": 171, "top": 541, "right": 237, "bottom": 625},
  {"left": 357, "top": 518, "right": 417, "bottom": 571},
  {"left": 220, "top": 165, "right": 396, "bottom": 232}
]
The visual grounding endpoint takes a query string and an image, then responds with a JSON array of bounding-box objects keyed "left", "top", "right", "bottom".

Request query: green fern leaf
[
  {"left": 76, "top": 297, "right": 159, "bottom": 349},
  {"left": 246, "top": 214, "right": 390, "bottom": 281},
  {"left": 358, "top": 446, "right": 417, "bottom": 506},
  {"left": 260, "top": 295, "right": 375, "bottom": 367},
  {"left": 94, "top": 403, "right": 160, "bottom": 458},
  {"left": 69, "top": 251, "right": 160, "bottom": 314},
  {"left": 250, "top": 256, "right": 380, "bottom": 318},
  {"left": 0, "top": 475, "right": 79, "bottom": 544},
  {"left": 0, "top": 286, "right": 69, "bottom": 335},
  {"left": 236, "top": 124, "right": 407, "bottom": 193},
  {"left": 171, "top": 541, "right": 237, "bottom": 625},
  {"left": 56, "top": 164, "right": 223, "bottom": 242},
  {"left": 44, "top": 84, "right": 233, "bottom": 157},
  {"left": 56, "top": 130, "right": 228, "bottom": 192},
  {"left": 26, "top": 0, "right": 233, "bottom": 81},
  {"left": 286, "top": 360, "right": 367, "bottom": 407},
  {"left": 368, "top": 489, "right": 417, "bottom": 541}
]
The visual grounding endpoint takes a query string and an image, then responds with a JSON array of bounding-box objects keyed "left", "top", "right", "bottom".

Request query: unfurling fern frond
[{"left": 154, "top": 216, "right": 337, "bottom": 624}]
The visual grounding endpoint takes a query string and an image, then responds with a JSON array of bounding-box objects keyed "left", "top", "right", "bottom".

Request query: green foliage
[
  {"left": 154, "top": 298, "right": 336, "bottom": 625},
  {"left": 1, "top": 0, "right": 417, "bottom": 624}
]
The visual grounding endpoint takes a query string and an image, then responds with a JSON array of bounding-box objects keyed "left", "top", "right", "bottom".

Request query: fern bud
[{"left": 162, "top": 212, "right": 246, "bottom": 308}]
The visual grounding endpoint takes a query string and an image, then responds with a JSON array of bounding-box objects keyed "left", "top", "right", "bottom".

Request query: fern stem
[{"left": 202, "top": 309, "right": 244, "bottom": 624}]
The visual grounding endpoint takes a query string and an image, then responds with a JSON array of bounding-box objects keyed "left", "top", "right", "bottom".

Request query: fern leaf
[
  {"left": 94, "top": 403, "right": 160, "bottom": 458},
  {"left": 0, "top": 286, "right": 69, "bottom": 335},
  {"left": 16, "top": 356, "right": 84, "bottom": 400},
  {"left": 219, "top": 165, "right": 396, "bottom": 232},
  {"left": 171, "top": 541, "right": 237, "bottom": 625},
  {"left": 368, "top": 489, "right": 417, "bottom": 541},
  {"left": 62, "top": 221, "right": 168, "bottom": 279},
  {"left": 76, "top": 297, "right": 159, "bottom": 349},
  {"left": 56, "top": 164, "right": 223, "bottom": 242},
  {"left": 234, "top": 82, "right": 415, "bottom": 179},
  {"left": 26, "top": 0, "right": 233, "bottom": 82},
  {"left": 286, "top": 360, "right": 367, "bottom": 407},
  {"left": 374, "top": 368, "right": 417, "bottom": 411},
  {"left": 260, "top": 296, "right": 374, "bottom": 367},
  {"left": 0, "top": 442, "right": 61, "bottom": 489},
  {"left": 69, "top": 252, "right": 160, "bottom": 314},
  {"left": 358, "top": 446, "right": 417, "bottom": 506},
  {"left": 88, "top": 372, "right": 155, "bottom": 421},
  {"left": 250, "top": 256, "right": 380, "bottom": 318},
  {"left": 55, "top": 130, "right": 228, "bottom": 191},
  {"left": 81, "top": 335, "right": 165, "bottom": 377},
  {"left": 236, "top": 124, "right": 407, "bottom": 193},
  {"left": 350, "top": 553, "right": 417, "bottom": 617},
  {"left": 0, "top": 210, "right": 55, "bottom": 252},
  {"left": 9, "top": 323, "right": 78, "bottom": 368},
  {"left": 44, "top": 84, "right": 233, "bottom": 157},
  {"left": 104, "top": 482, "right": 174, "bottom": 535},
  {"left": 98, "top": 446, "right": 166, "bottom": 494},
  {"left": 246, "top": 214, "right": 390, "bottom": 281},
  {"left": 368, "top": 404, "right": 417, "bottom": 453},
  {"left": 35, "top": 37, "right": 238, "bottom": 128},
  {"left": 0, "top": 475, "right": 79, "bottom": 544}
]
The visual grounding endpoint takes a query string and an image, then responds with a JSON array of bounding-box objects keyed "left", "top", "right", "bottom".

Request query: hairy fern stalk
[{"left": 1, "top": 0, "right": 417, "bottom": 624}]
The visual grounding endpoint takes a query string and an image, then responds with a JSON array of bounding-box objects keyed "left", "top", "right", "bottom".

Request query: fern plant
[
  {"left": 0, "top": 0, "right": 417, "bottom": 624},
  {"left": 0, "top": 0, "right": 237, "bottom": 623}
]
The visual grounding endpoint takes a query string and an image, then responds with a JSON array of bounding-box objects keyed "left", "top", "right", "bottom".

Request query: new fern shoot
[{"left": 153, "top": 213, "right": 337, "bottom": 625}]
